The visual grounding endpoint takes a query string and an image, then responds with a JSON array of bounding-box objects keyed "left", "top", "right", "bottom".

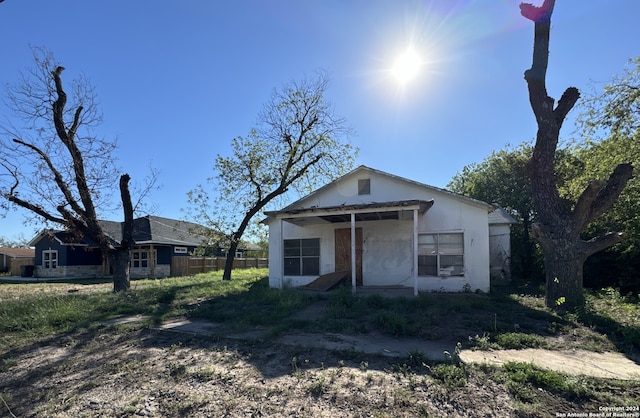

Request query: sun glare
[{"left": 391, "top": 48, "right": 422, "bottom": 85}]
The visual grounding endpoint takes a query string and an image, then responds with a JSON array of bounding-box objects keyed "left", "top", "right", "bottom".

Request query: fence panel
[{"left": 171, "top": 256, "right": 268, "bottom": 277}]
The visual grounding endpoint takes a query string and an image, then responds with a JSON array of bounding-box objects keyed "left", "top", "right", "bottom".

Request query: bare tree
[
  {"left": 520, "top": 0, "right": 633, "bottom": 309},
  {"left": 0, "top": 49, "right": 150, "bottom": 291},
  {"left": 187, "top": 70, "right": 356, "bottom": 280}
]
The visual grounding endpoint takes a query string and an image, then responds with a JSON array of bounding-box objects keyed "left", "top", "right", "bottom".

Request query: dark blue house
[{"left": 29, "top": 215, "right": 208, "bottom": 279}]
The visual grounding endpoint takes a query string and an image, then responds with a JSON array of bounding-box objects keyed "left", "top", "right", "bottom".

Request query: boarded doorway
[{"left": 334, "top": 227, "right": 363, "bottom": 285}]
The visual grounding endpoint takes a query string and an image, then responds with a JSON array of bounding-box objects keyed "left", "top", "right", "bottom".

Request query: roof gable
[{"left": 277, "top": 165, "right": 493, "bottom": 213}]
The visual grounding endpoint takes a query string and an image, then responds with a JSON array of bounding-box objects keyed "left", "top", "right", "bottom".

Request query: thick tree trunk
[
  {"left": 222, "top": 239, "right": 239, "bottom": 281},
  {"left": 111, "top": 249, "right": 131, "bottom": 292},
  {"left": 521, "top": 0, "right": 632, "bottom": 310},
  {"left": 541, "top": 240, "right": 585, "bottom": 309},
  {"left": 112, "top": 174, "right": 134, "bottom": 292}
]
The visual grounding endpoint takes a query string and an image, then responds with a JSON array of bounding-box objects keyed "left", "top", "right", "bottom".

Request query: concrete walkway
[{"left": 97, "top": 315, "right": 640, "bottom": 381}]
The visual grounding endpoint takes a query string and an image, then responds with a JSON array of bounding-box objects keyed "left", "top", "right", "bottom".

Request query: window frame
[
  {"left": 42, "top": 249, "right": 58, "bottom": 269},
  {"left": 417, "top": 232, "right": 464, "bottom": 277},
  {"left": 283, "top": 238, "right": 320, "bottom": 276},
  {"left": 132, "top": 249, "right": 156, "bottom": 269},
  {"left": 358, "top": 179, "right": 371, "bottom": 195}
]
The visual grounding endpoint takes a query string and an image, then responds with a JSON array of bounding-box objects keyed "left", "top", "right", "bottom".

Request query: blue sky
[{"left": 1, "top": 0, "right": 639, "bottom": 242}]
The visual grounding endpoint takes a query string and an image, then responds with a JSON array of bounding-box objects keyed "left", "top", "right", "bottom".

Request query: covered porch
[{"left": 265, "top": 199, "right": 434, "bottom": 296}]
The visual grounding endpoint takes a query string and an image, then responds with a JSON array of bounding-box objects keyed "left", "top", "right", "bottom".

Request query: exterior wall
[
  {"left": 268, "top": 168, "right": 491, "bottom": 293},
  {"left": 34, "top": 264, "right": 104, "bottom": 278},
  {"left": 131, "top": 264, "right": 170, "bottom": 279}
]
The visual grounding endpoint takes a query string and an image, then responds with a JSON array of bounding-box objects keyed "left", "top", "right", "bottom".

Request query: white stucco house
[{"left": 264, "top": 166, "right": 510, "bottom": 295}]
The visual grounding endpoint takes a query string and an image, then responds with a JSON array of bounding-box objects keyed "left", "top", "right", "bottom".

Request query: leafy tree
[
  {"left": 570, "top": 58, "right": 640, "bottom": 294},
  {"left": 0, "top": 49, "right": 151, "bottom": 291},
  {"left": 187, "top": 70, "right": 356, "bottom": 280},
  {"left": 448, "top": 143, "right": 543, "bottom": 283},
  {"left": 520, "top": 0, "right": 633, "bottom": 310}
]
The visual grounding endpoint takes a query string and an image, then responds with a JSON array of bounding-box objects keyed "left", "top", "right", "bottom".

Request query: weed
[
  {"left": 430, "top": 364, "right": 467, "bottom": 388},
  {"left": 307, "top": 375, "right": 330, "bottom": 397},
  {"left": 496, "top": 332, "right": 546, "bottom": 349}
]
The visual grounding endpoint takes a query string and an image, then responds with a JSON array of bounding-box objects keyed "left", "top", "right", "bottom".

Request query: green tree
[
  {"left": 448, "top": 143, "right": 542, "bottom": 283},
  {"left": 0, "top": 49, "right": 150, "bottom": 292},
  {"left": 187, "top": 71, "right": 356, "bottom": 280},
  {"left": 571, "top": 58, "right": 640, "bottom": 293},
  {"left": 520, "top": 0, "right": 633, "bottom": 310}
]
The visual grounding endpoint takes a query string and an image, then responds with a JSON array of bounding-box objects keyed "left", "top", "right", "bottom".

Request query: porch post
[
  {"left": 413, "top": 208, "right": 418, "bottom": 296},
  {"left": 350, "top": 212, "right": 356, "bottom": 294}
]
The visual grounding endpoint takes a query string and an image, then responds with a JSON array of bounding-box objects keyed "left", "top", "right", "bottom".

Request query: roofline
[
  {"left": 265, "top": 199, "right": 434, "bottom": 219},
  {"left": 278, "top": 165, "right": 493, "bottom": 212}
]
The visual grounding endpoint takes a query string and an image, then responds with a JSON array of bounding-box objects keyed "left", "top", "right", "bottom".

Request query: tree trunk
[
  {"left": 541, "top": 240, "right": 585, "bottom": 309},
  {"left": 111, "top": 248, "right": 131, "bottom": 292},
  {"left": 521, "top": 0, "right": 632, "bottom": 310},
  {"left": 112, "top": 174, "right": 134, "bottom": 292},
  {"left": 222, "top": 240, "right": 239, "bottom": 281}
]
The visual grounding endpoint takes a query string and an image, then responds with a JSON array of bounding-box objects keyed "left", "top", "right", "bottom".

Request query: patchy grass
[{"left": 1, "top": 272, "right": 640, "bottom": 417}]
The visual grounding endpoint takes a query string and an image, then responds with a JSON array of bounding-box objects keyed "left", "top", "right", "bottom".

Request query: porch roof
[{"left": 264, "top": 199, "right": 434, "bottom": 225}]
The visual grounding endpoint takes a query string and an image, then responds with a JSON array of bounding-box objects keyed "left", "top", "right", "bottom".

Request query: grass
[{"left": 1, "top": 269, "right": 640, "bottom": 417}]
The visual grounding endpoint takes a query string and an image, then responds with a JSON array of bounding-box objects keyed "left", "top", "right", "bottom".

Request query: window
[
  {"left": 43, "top": 250, "right": 58, "bottom": 269},
  {"left": 132, "top": 250, "right": 150, "bottom": 268},
  {"left": 358, "top": 179, "right": 371, "bottom": 195},
  {"left": 283, "top": 238, "right": 320, "bottom": 276},
  {"left": 418, "top": 233, "right": 464, "bottom": 276},
  {"left": 174, "top": 246, "right": 188, "bottom": 254}
]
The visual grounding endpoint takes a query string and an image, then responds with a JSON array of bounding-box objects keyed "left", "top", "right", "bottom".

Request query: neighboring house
[
  {"left": 488, "top": 207, "right": 517, "bottom": 285},
  {"left": 29, "top": 215, "right": 208, "bottom": 279},
  {"left": 264, "top": 165, "right": 508, "bottom": 294},
  {"left": 0, "top": 247, "right": 35, "bottom": 276}
]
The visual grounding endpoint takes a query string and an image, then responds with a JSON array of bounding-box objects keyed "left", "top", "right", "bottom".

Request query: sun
[{"left": 391, "top": 48, "right": 422, "bottom": 85}]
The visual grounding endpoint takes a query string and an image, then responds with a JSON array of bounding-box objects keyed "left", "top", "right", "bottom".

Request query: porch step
[{"left": 299, "top": 270, "right": 351, "bottom": 292}]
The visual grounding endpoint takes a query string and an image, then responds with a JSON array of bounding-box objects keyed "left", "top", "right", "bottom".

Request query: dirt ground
[{"left": 1, "top": 285, "right": 639, "bottom": 417}]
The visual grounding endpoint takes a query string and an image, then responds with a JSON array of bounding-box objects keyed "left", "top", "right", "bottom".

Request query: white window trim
[
  {"left": 283, "top": 238, "right": 321, "bottom": 276},
  {"left": 132, "top": 249, "right": 157, "bottom": 269},
  {"left": 42, "top": 249, "right": 58, "bottom": 269},
  {"left": 417, "top": 232, "right": 465, "bottom": 277}
]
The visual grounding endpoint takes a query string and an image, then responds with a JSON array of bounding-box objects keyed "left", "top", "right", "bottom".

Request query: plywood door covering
[{"left": 334, "top": 227, "right": 363, "bottom": 285}]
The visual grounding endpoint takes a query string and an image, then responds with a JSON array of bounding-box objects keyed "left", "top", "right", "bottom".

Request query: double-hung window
[
  {"left": 418, "top": 233, "right": 464, "bottom": 276},
  {"left": 43, "top": 250, "right": 58, "bottom": 269},
  {"left": 283, "top": 238, "right": 320, "bottom": 276}
]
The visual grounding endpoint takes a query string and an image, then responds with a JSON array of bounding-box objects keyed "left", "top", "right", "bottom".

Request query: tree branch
[
  {"left": 581, "top": 231, "right": 626, "bottom": 259},
  {"left": 12, "top": 138, "right": 86, "bottom": 217},
  {"left": 554, "top": 87, "right": 580, "bottom": 128},
  {"left": 6, "top": 194, "right": 66, "bottom": 225}
]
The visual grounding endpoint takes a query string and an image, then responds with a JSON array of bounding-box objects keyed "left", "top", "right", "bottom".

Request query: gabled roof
[
  {"left": 0, "top": 247, "right": 35, "bottom": 258},
  {"left": 488, "top": 207, "right": 518, "bottom": 225},
  {"left": 275, "top": 165, "right": 493, "bottom": 213}
]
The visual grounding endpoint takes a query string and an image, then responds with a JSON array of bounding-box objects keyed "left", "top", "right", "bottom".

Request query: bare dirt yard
[{"left": 1, "top": 280, "right": 639, "bottom": 417}]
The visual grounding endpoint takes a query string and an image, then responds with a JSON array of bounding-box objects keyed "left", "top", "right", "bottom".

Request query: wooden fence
[
  {"left": 171, "top": 256, "right": 268, "bottom": 277},
  {"left": 7, "top": 258, "right": 35, "bottom": 276}
]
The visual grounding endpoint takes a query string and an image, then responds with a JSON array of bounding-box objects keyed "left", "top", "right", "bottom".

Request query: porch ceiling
[{"left": 268, "top": 199, "right": 434, "bottom": 226}]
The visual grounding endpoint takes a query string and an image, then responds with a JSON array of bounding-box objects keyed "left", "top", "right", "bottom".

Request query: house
[
  {"left": 29, "top": 215, "right": 208, "bottom": 279},
  {"left": 0, "top": 247, "right": 35, "bottom": 276},
  {"left": 263, "top": 165, "right": 509, "bottom": 294}
]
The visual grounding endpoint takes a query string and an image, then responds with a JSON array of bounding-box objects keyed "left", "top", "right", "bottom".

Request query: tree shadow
[{"left": 1, "top": 276, "right": 639, "bottom": 416}]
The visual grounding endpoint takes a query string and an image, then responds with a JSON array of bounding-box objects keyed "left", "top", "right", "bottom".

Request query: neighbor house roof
[
  {"left": 0, "top": 247, "right": 35, "bottom": 258},
  {"left": 29, "top": 215, "right": 209, "bottom": 248}
]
